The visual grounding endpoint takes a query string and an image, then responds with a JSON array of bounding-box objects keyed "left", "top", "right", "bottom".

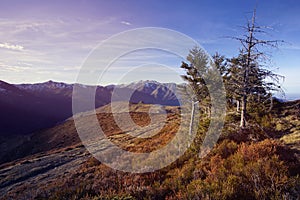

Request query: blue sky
[{"left": 0, "top": 0, "right": 299, "bottom": 97}]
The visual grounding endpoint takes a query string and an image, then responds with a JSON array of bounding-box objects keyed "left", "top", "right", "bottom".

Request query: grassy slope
[
  {"left": 277, "top": 100, "right": 300, "bottom": 150},
  {"left": 1, "top": 100, "right": 300, "bottom": 200}
]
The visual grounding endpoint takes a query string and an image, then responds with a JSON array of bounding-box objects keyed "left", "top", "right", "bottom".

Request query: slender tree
[
  {"left": 180, "top": 46, "right": 210, "bottom": 111},
  {"left": 229, "top": 9, "right": 284, "bottom": 128}
]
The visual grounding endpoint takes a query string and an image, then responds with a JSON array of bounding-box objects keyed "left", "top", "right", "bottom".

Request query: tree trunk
[
  {"left": 239, "top": 13, "right": 253, "bottom": 128},
  {"left": 189, "top": 100, "right": 196, "bottom": 135},
  {"left": 240, "top": 94, "right": 247, "bottom": 127},
  {"left": 268, "top": 96, "right": 273, "bottom": 112}
]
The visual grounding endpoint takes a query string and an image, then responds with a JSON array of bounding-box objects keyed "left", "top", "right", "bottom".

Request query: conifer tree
[{"left": 228, "top": 9, "right": 283, "bottom": 127}]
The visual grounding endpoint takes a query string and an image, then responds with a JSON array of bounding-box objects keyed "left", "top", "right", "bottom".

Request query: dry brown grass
[{"left": 96, "top": 112, "right": 180, "bottom": 153}]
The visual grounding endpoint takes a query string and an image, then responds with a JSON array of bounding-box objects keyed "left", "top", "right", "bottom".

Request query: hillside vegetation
[{"left": 0, "top": 100, "right": 299, "bottom": 200}]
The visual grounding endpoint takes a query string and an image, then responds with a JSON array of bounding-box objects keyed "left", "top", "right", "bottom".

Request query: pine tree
[
  {"left": 229, "top": 9, "right": 284, "bottom": 127},
  {"left": 180, "top": 46, "right": 210, "bottom": 113}
]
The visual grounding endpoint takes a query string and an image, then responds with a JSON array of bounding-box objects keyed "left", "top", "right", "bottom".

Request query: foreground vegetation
[{"left": 23, "top": 100, "right": 297, "bottom": 200}]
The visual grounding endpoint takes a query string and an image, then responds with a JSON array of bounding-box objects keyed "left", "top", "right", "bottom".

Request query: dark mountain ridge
[{"left": 0, "top": 80, "right": 179, "bottom": 135}]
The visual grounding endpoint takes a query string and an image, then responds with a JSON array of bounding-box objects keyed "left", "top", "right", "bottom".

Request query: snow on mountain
[
  {"left": 16, "top": 80, "right": 73, "bottom": 91},
  {"left": 0, "top": 79, "right": 182, "bottom": 135}
]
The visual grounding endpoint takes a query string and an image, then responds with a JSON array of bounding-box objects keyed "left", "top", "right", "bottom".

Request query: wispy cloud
[
  {"left": 0, "top": 62, "right": 31, "bottom": 72},
  {"left": 281, "top": 44, "right": 300, "bottom": 51},
  {"left": 0, "top": 42, "right": 24, "bottom": 51},
  {"left": 121, "top": 21, "right": 131, "bottom": 26}
]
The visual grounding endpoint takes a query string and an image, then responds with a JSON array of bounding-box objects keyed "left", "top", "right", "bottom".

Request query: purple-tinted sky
[{"left": 0, "top": 0, "right": 299, "bottom": 96}]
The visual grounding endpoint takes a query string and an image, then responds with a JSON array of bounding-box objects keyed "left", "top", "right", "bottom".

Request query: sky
[{"left": 0, "top": 0, "right": 299, "bottom": 98}]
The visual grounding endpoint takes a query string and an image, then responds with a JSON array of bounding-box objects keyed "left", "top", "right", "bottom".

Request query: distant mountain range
[{"left": 0, "top": 80, "right": 179, "bottom": 135}]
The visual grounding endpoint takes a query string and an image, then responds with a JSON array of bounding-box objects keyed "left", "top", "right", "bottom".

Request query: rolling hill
[{"left": 0, "top": 102, "right": 181, "bottom": 199}]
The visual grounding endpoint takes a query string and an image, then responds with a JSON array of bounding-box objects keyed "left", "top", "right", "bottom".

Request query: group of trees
[{"left": 181, "top": 9, "right": 283, "bottom": 128}]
